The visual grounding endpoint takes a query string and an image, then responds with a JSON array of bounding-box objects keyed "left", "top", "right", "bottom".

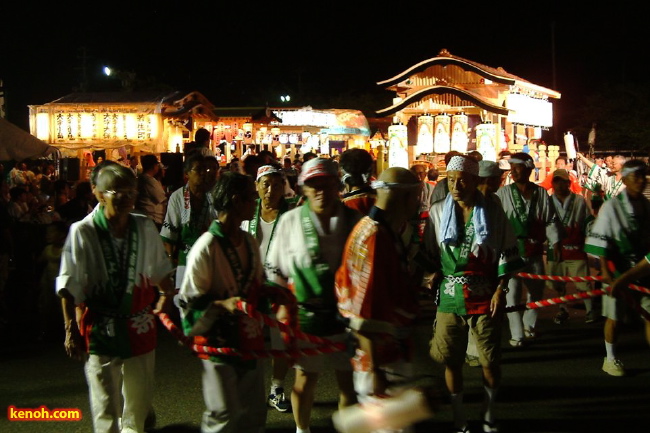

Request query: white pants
[
  {"left": 200, "top": 360, "right": 266, "bottom": 433},
  {"left": 84, "top": 350, "right": 155, "bottom": 433},
  {"left": 505, "top": 256, "right": 546, "bottom": 341},
  {"left": 352, "top": 362, "right": 414, "bottom": 433}
]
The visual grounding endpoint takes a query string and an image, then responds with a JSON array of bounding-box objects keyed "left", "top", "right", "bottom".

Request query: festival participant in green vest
[
  {"left": 265, "top": 157, "right": 362, "bottom": 433},
  {"left": 179, "top": 171, "right": 288, "bottom": 433},
  {"left": 495, "top": 152, "right": 561, "bottom": 347},
  {"left": 56, "top": 163, "right": 173, "bottom": 433},
  {"left": 241, "top": 163, "right": 298, "bottom": 413},
  {"left": 429, "top": 155, "right": 523, "bottom": 433},
  {"left": 584, "top": 159, "right": 650, "bottom": 377}
]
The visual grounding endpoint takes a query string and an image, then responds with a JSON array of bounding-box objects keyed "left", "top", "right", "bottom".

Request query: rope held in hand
[{"left": 156, "top": 301, "right": 346, "bottom": 360}]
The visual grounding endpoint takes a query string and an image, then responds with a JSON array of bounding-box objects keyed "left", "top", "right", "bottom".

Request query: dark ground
[{"left": 2, "top": 287, "right": 650, "bottom": 433}]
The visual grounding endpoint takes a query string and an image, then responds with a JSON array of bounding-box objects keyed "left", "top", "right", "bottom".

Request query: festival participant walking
[
  {"left": 335, "top": 167, "right": 424, "bottom": 433},
  {"left": 161, "top": 153, "right": 217, "bottom": 295},
  {"left": 265, "top": 157, "right": 361, "bottom": 433},
  {"left": 56, "top": 163, "right": 173, "bottom": 433},
  {"left": 584, "top": 159, "right": 650, "bottom": 376},
  {"left": 428, "top": 155, "right": 522, "bottom": 433},
  {"left": 495, "top": 152, "right": 561, "bottom": 347},
  {"left": 546, "top": 169, "right": 594, "bottom": 324},
  {"left": 179, "top": 171, "right": 279, "bottom": 433},
  {"left": 339, "top": 148, "right": 376, "bottom": 215},
  {"left": 241, "top": 164, "right": 298, "bottom": 413},
  {"left": 577, "top": 152, "right": 627, "bottom": 200}
]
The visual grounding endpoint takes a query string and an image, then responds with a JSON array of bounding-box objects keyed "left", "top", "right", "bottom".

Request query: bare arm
[{"left": 59, "top": 288, "right": 86, "bottom": 361}]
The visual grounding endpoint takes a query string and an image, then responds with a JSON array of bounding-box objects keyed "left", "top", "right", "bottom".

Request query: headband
[
  {"left": 256, "top": 165, "right": 284, "bottom": 181},
  {"left": 371, "top": 180, "right": 421, "bottom": 190},
  {"left": 446, "top": 155, "right": 479, "bottom": 176},
  {"left": 509, "top": 157, "right": 535, "bottom": 169}
]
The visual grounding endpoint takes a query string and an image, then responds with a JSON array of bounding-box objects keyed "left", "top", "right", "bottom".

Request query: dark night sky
[{"left": 1, "top": 1, "right": 644, "bottom": 135}]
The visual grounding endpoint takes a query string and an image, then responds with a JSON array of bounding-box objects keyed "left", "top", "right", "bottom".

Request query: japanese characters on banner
[
  {"left": 475, "top": 123, "right": 498, "bottom": 162},
  {"left": 433, "top": 114, "right": 451, "bottom": 154},
  {"left": 416, "top": 115, "right": 434, "bottom": 156},
  {"left": 451, "top": 113, "right": 469, "bottom": 153},
  {"left": 387, "top": 122, "right": 408, "bottom": 168}
]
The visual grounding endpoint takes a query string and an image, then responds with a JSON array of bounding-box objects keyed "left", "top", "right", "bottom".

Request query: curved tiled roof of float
[
  {"left": 377, "top": 49, "right": 526, "bottom": 88},
  {"left": 376, "top": 85, "right": 509, "bottom": 117}
]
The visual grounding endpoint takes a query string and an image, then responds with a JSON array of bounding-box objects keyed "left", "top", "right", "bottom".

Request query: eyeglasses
[
  {"left": 190, "top": 167, "right": 212, "bottom": 173},
  {"left": 102, "top": 189, "right": 137, "bottom": 200}
]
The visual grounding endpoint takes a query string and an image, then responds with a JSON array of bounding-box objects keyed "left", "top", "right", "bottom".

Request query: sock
[
  {"left": 584, "top": 298, "right": 593, "bottom": 313},
  {"left": 450, "top": 392, "right": 466, "bottom": 429},
  {"left": 605, "top": 341, "right": 616, "bottom": 360},
  {"left": 270, "top": 380, "right": 283, "bottom": 395},
  {"left": 296, "top": 428, "right": 311, "bottom": 433},
  {"left": 483, "top": 386, "right": 498, "bottom": 424}
]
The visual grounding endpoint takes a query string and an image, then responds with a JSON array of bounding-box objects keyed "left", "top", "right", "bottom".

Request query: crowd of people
[{"left": 2, "top": 140, "right": 650, "bottom": 433}]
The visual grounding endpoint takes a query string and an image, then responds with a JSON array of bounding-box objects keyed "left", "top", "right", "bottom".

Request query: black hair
[
  {"left": 212, "top": 171, "right": 253, "bottom": 212},
  {"left": 194, "top": 128, "right": 211, "bottom": 143},
  {"left": 339, "top": 148, "right": 373, "bottom": 188},
  {"left": 242, "top": 154, "right": 262, "bottom": 177},
  {"left": 183, "top": 153, "right": 205, "bottom": 174},
  {"left": 140, "top": 155, "right": 159, "bottom": 172}
]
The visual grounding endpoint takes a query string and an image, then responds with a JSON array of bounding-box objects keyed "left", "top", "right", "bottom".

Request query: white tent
[{"left": 0, "top": 117, "right": 57, "bottom": 161}]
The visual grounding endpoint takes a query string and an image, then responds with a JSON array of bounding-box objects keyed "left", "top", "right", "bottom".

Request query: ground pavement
[{"left": 1, "top": 287, "right": 650, "bottom": 433}]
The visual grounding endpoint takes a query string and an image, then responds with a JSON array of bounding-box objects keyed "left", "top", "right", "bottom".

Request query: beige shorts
[
  {"left": 546, "top": 259, "right": 589, "bottom": 292},
  {"left": 602, "top": 290, "right": 650, "bottom": 321},
  {"left": 292, "top": 332, "right": 353, "bottom": 373},
  {"left": 430, "top": 312, "right": 502, "bottom": 367}
]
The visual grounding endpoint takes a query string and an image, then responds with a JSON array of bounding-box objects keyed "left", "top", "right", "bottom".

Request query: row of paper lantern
[{"left": 387, "top": 114, "right": 506, "bottom": 167}]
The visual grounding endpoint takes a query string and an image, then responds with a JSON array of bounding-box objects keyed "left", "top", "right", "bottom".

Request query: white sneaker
[{"left": 602, "top": 357, "right": 625, "bottom": 376}]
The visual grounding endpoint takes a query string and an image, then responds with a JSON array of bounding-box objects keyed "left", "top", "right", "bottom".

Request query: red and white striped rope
[
  {"left": 515, "top": 273, "right": 650, "bottom": 295},
  {"left": 156, "top": 302, "right": 346, "bottom": 360}
]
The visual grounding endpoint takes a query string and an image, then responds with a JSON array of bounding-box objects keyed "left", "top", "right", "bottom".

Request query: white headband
[
  {"left": 446, "top": 155, "right": 479, "bottom": 176},
  {"left": 509, "top": 157, "right": 535, "bottom": 169},
  {"left": 371, "top": 180, "right": 421, "bottom": 190}
]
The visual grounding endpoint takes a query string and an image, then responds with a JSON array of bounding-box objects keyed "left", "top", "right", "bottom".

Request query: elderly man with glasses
[{"left": 56, "top": 163, "right": 173, "bottom": 433}]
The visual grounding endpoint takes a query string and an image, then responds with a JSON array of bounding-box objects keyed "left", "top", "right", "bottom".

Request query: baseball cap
[
  {"left": 478, "top": 161, "right": 502, "bottom": 178},
  {"left": 552, "top": 169, "right": 570, "bottom": 180},
  {"left": 498, "top": 159, "right": 511, "bottom": 170},
  {"left": 298, "top": 157, "right": 338, "bottom": 186}
]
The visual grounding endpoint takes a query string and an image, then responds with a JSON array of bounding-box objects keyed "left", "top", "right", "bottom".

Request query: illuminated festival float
[{"left": 375, "top": 49, "right": 561, "bottom": 168}]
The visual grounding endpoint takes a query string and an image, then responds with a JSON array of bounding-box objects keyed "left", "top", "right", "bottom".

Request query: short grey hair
[{"left": 96, "top": 163, "right": 136, "bottom": 192}]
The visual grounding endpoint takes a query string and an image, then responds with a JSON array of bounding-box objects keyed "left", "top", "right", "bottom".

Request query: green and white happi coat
[
  {"left": 428, "top": 193, "right": 523, "bottom": 316},
  {"left": 496, "top": 183, "right": 561, "bottom": 258},
  {"left": 264, "top": 203, "right": 361, "bottom": 336},
  {"left": 56, "top": 210, "right": 172, "bottom": 358},
  {"left": 160, "top": 184, "right": 217, "bottom": 288},
  {"left": 584, "top": 190, "right": 650, "bottom": 277},
  {"left": 179, "top": 221, "right": 266, "bottom": 368}
]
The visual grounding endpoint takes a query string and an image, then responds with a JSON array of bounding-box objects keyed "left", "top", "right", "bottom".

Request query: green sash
[
  {"left": 439, "top": 209, "right": 475, "bottom": 314},
  {"left": 183, "top": 220, "right": 259, "bottom": 369},
  {"left": 508, "top": 183, "right": 538, "bottom": 255},
  {"left": 292, "top": 204, "right": 341, "bottom": 336},
  {"left": 89, "top": 209, "right": 142, "bottom": 357}
]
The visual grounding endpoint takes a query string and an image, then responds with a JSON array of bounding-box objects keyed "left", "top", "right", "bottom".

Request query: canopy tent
[{"left": 0, "top": 117, "right": 57, "bottom": 161}]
